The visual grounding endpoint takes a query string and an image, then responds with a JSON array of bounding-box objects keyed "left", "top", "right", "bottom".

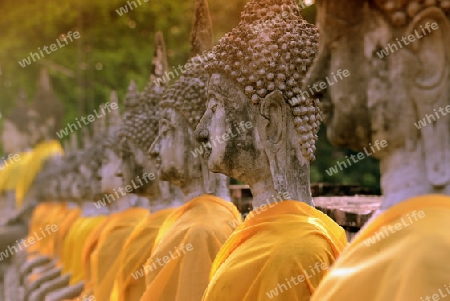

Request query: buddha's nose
[{"left": 149, "top": 137, "right": 160, "bottom": 158}]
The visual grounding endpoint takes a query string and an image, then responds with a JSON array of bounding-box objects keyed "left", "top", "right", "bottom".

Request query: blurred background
[{"left": 0, "top": 0, "right": 380, "bottom": 194}]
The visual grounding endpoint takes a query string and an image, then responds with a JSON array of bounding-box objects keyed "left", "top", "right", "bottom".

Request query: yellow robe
[
  {"left": 202, "top": 200, "right": 348, "bottom": 301},
  {"left": 91, "top": 207, "right": 149, "bottom": 301},
  {"left": 310, "top": 194, "right": 450, "bottom": 301},
  {"left": 67, "top": 217, "right": 111, "bottom": 300},
  {"left": 110, "top": 208, "right": 175, "bottom": 301},
  {"left": 27, "top": 203, "right": 54, "bottom": 254},
  {"left": 62, "top": 216, "right": 108, "bottom": 285},
  {"left": 140, "top": 195, "right": 242, "bottom": 301},
  {"left": 16, "top": 140, "right": 63, "bottom": 207},
  {"left": 27, "top": 203, "right": 66, "bottom": 256},
  {"left": 26, "top": 203, "right": 69, "bottom": 284},
  {"left": 54, "top": 207, "right": 82, "bottom": 261},
  {"left": 0, "top": 152, "right": 33, "bottom": 196},
  {"left": 37, "top": 203, "right": 68, "bottom": 257}
]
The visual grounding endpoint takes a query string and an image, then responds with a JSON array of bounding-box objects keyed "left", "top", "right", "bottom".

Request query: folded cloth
[{"left": 203, "top": 200, "right": 348, "bottom": 301}]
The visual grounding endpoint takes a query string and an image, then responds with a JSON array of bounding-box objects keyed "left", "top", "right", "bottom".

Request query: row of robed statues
[{"left": 1, "top": 0, "right": 449, "bottom": 300}]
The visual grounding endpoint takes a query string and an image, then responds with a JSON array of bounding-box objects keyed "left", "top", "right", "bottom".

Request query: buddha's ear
[
  {"left": 405, "top": 7, "right": 450, "bottom": 88},
  {"left": 257, "top": 90, "right": 288, "bottom": 193},
  {"left": 258, "top": 90, "right": 286, "bottom": 152},
  {"left": 405, "top": 8, "right": 450, "bottom": 186}
]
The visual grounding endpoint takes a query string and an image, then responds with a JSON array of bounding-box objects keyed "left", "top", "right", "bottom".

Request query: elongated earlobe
[
  {"left": 259, "top": 90, "right": 286, "bottom": 150},
  {"left": 405, "top": 7, "right": 450, "bottom": 186},
  {"left": 256, "top": 90, "right": 288, "bottom": 193}
]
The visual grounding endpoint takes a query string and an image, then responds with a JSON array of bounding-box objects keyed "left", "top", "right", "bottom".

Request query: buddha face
[
  {"left": 48, "top": 177, "right": 60, "bottom": 200},
  {"left": 60, "top": 173, "right": 74, "bottom": 200},
  {"left": 194, "top": 73, "right": 272, "bottom": 186},
  {"left": 70, "top": 173, "right": 84, "bottom": 200},
  {"left": 100, "top": 148, "right": 123, "bottom": 194},
  {"left": 150, "top": 107, "right": 202, "bottom": 187},
  {"left": 306, "top": 0, "right": 372, "bottom": 150},
  {"left": 122, "top": 140, "right": 158, "bottom": 196},
  {"left": 80, "top": 163, "right": 98, "bottom": 198},
  {"left": 1, "top": 120, "right": 30, "bottom": 153},
  {"left": 310, "top": 0, "right": 450, "bottom": 156},
  {"left": 121, "top": 141, "right": 140, "bottom": 187}
]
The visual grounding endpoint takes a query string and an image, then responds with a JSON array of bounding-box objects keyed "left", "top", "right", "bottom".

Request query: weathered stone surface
[
  {"left": 27, "top": 274, "right": 70, "bottom": 301},
  {"left": 196, "top": 0, "right": 323, "bottom": 208},
  {"left": 45, "top": 282, "right": 84, "bottom": 301},
  {"left": 305, "top": 0, "right": 450, "bottom": 209},
  {"left": 150, "top": 0, "right": 230, "bottom": 202}
]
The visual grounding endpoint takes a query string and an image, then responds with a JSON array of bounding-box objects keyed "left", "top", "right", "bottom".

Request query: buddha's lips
[
  {"left": 155, "top": 157, "right": 161, "bottom": 169},
  {"left": 203, "top": 146, "right": 212, "bottom": 159}
]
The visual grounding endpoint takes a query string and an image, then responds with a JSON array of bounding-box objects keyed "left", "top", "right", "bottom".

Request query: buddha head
[
  {"left": 79, "top": 111, "right": 108, "bottom": 201},
  {"left": 59, "top": 166, "right": 77, "bottom": 202},
  {"left": 194, "top": 0, "right": 320, "bottom": 205},
  {"left": 1, "top": 69, "right": 64, "bottom": 154},
  {"left": 120, "top": 81, "right": 146, "bottom": 195},
  {"left": 1, "top": 91, "right": 34, "bottom": 153},
  {"left": 100, "top": 92, "right": 124, "bottom": 195},
  {"left": 305, "top": 0, "right": 450, "bottom": 199},
  {"left": 119, "top": 33, "right": 168, "bottom": 199},
  {"left": 150, "top": 0, "right": 230, "bottom": 200},
  {"left": 39, "top": 156, "right": 65, "bottom": 202}
]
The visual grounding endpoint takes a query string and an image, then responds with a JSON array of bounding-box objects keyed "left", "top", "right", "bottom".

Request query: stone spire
[
  {"left": 124, "top": 81, "right": 140, "bottom": 108},
  {"left": 160, "top": 0, "right": 213, "bottom": 128},
  {"left": 94, "top": 103, "right": 107, "bottom": 138},
  {"left": 190, "top": 0, "right": 213, "bottom": 57},
  {"left": 121, "top": 33, "right": 169, "bottom": 152},
  {"left": 63, "top": 139, "right": 70, "bottom": 154},
  {"left": 82, "top": 127, "right": 91, "bottom": 150},
  {"left": 151, "top": 31, "right": 169, "bottom": 82},
  {"left": 70, "top": 132, "right": 78, "bottom": 155},
  {"left": 33, "top": 68, "right": 64, "bottom": 134},
  {"left": 108, "top": 90, "right": 121, "bottom": 135},
  {"left": 4, "top": 90, "right": 32, "bottom": 133}
]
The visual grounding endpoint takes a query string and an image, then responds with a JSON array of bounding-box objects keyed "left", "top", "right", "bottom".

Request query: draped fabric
[
  {"left": 54, "top": 207, "right": 82, "bottom": 262},
  {"left": 110, "top": 208, "right": 175, "bottom": 301},
  {"left": 202, "top": 201, "right": 348, "bottom": 301},
  {"left": 91, "top": 208, "right": 149, "bottom": 301},
  {"left": 310, "top": 195, "right": 450, "bottom": 301},
  {"left": 27, "top": 202, "right": 67, "bottom": 256},
  {"left": 0, "top": 152, "right": 32, "bottom": 194},
  {"left": 139, "top": 195, "right": 242, "bottom": 301},
  {"left": 26, "top": 203, "right": 68, "bottom": 284},
  {"left": 16, "top": 140, "right": 64, "bottom": 207},
  {"left": 27, "top": 202, "right": 55, "bottom": 254},
  {"left": 36, "top": 203, "right": 68, "bottom": 257},
  {"left": 61, "top": 216, "right": 108, "bottom": 285},
  {"left": 68, "top": 217, "right": 111, "bottom": 300}
]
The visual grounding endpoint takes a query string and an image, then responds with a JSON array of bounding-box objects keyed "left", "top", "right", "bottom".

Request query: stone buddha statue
[
  {"left": 139, "top": 1, "right": 242, "bottom": 301},
  {"left": 1, "top": 70, "right": 64, "bottom": 300},
  {"left": 0, "top": 91, "right": 34, "bottom": 223},
  {"left": 306, "top": 0, "right": 450, "bottom": 209},
  {"left": 303, "top": 1, "right": 450, "bottom": 301},
  {"left": 0, "top": 68, "right": 64, "bottom": 237},
  {"left": 46, "top": 129, "right": 110, "bottom": 301},
  {"left": 107, "top": 32, "right": 187, "bottom": 301},
  {"left": 120, "top": 33, "right": 183, "bottom": 211},
  {"left": 87, "top": 93, "right": 151, "bottom": 301},
  {"left": 192, "top": 0, "right": 347, "bottom": 300},
  {"left": 23, "top": 140, "right": 86, "bottom": 301}
]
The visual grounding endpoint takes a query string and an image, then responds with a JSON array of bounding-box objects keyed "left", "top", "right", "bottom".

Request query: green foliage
[{"left": 0, "top": 1, "right": 380, "bottom": 192}]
